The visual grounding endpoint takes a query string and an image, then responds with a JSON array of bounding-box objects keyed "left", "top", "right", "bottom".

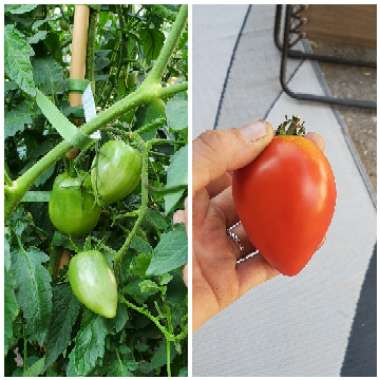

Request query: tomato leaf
[
  {"left": 5, "top": 4, "right": 37, "bottom": 15},
  {"left": 166, "top": 94, "right": 188, "bottom": 130},
  {"left": 5, "top": 101, "right": 33, "bottom": 139},
  {"left": 139, "top": 28, "right": 165, "bottom": 63},
  {"left": 164, "top": 144, "right": 188, "bottom": 214},
  {"left": 13, "top": 247, "right": 52, "bottom": 345},
  {"left": 33, "top": 57, "right": 66, "bottom": 95},
  {"left": 4, "top": 270, "right": 19, "bottom": 354},
  {"left": 44, "top": 284, "right": 81, "bottom": 368},
  {"left": 23, "top": 357, "right": 46, "bottom": 377},
  {"left": 67, "top": 311, "right": 108, "bottom": 376},
  {"left": 146, "top": 224, "right": 187, "bottom": 276},
  {"left": 5, "top": 25, "right": 35, "bottom": 96}
]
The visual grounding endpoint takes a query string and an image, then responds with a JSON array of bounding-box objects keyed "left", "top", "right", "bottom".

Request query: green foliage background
[{"left": 5, "top": 4, "right": 188, "bottom": 377}]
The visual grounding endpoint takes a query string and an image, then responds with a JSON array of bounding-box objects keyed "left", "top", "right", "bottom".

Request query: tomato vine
[{"left": 5, "top": 4, "right": 188, "bottom": 377}]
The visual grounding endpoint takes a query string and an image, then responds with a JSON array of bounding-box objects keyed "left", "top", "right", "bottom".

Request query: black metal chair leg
[
  {"left": 274, "top": 5, "right": 376, "bottom": 68},
  {"left": 279, "top": 5, "right": 376, "bottom": 109}
]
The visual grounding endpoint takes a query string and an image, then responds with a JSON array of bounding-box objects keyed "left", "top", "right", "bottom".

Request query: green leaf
[
  {"left": 113, "top": 303, "right": 129, "bottom": 334},
  {"left": 140, "top": 28, "right": 165, "bottom": 63},
  {"left": 67, "top": 312, "right": 108, "bottom": 376},
  {"left": 5, "top": 101, "right": 33, "bottom": 139},
  {"left": 145, "top": 208, "right": 169, "bottom": 231},
  {"left": 28, "top": 30, "right": 48, "bottom": 44},
  {"left": 130, "top": 235, "right": 153, "bottom": 254},
  {"left": 146, "top": 224, "right": 188, "bottom": 276},
  {"left": 5, "top": 25, "right": 35, "bottom": 96},
  {"left": 5, "top": 270, "right": 19, "bottom": 354},
  {"left": 13, "top": 247, "right": 52, "bottom": 345},
  {"left": 21, "top": 191, "right": 51, "bottom": 203},
  {"left": 23, "top": 357, "right": 45, "bottom": 377},
  {"left": 44, "top": 284, "right": 81, "bottom": 368},
  {"left": 33, "top": 57, "right": 66, "bottom": 95},
  {"left": 5, "top": 5, "right": 37, "bottom": 14},
  {"left": 166, "top": 94, "right": 188, "bottom": 130},
  {"left": 129, "top": 252, "right": 152, "bottom": 277},
  {"left": 164, "top": 145, "right": 188, "bottom": 214},
  {"left": 139, "top": 279, "right": 162, "bottom": 296}
]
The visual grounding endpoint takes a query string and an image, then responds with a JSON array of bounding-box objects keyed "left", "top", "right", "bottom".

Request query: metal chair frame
[{"left": 274, "top": 4, "right": 376, "bottom": 109}]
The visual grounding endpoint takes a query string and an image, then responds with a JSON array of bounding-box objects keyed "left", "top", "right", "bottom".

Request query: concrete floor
[{"left": 312, "top": 41, "right": 377, "bottom": 190}]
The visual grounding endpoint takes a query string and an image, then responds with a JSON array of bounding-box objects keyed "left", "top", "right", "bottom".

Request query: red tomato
[{"left": 232, "top": 135, "right": 336, "bottom": 276}]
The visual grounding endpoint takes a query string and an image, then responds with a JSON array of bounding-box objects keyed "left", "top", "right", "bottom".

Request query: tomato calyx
[{"left": 276, "top": 115, "right": 306, "bottom": 136}]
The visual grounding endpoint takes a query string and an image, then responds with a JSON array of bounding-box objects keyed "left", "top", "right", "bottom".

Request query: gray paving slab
[{"left": 192, "top": 5, "right": 249, "bottom": 137}]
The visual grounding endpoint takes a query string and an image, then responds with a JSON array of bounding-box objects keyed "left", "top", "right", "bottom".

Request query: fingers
[
  {"left": 206, "top": 173, "right": 232, "bottom": 197},
  {"left": 305, "top": 132, "right": 325, "bottom": 151},
  {"left": 237, "top": 254, "right": 279, "bottom": 296},
  {"left": 211, "top": 186, "right": 238, "bottom": 227},
  {"left": 193, "top": 121, "right": 273, "bottom": 193}
]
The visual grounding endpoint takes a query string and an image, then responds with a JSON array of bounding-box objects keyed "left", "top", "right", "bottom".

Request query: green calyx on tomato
[
  {"left": 48, "top": 171, "right": 100, "bottom": 236},
  {"left": 232, "top": 116, "right": 336, "bottom": 276},
  {"left": 68, "top": 250, "right": 118, "bottom": 318},
  {"left": 91, "top": 140, "right": 142, "bottom": 206}
]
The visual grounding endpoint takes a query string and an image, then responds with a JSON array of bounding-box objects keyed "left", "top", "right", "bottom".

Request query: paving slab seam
[{"left": 213, "top": 5, "right": 252, "bottom": 130}]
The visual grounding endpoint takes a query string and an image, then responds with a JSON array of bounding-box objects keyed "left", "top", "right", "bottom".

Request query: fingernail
[{"left": 240, "top": 121, "right": 270, "bottom": 142}]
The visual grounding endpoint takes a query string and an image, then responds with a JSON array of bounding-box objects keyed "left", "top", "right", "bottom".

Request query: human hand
[{"left": 192, "top": 121, "right": 325, "bottom": 331}]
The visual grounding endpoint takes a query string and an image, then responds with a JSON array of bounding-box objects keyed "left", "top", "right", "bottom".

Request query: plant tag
[{"left": 82, "top": 84, "right": 101, "bottom": 139}]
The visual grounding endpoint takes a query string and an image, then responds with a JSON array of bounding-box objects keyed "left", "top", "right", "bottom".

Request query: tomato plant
[
  {"left": 5, "top": 4, "right": 188, "bottom": 377},
  {"left": 49, "top": 172, "right": 100, "bottom": 236},
  {"left": 233, "top": 116, "right": 336, "bottom": 276}
]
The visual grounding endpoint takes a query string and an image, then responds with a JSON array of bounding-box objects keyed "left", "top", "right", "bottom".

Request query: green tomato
[
  {"left": 49, "top": 172, "right": 100, "bottom": 236},
  {"left": 91, "top": 140, "right": 142, "bottom": 205},
  {"left": 68, "top": 250, "right": 117, "bottom": 318}
]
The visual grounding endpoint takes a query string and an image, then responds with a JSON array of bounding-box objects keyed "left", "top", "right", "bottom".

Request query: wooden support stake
[{"left": 69, "top": 5, "right": 90, "bottom": 107}]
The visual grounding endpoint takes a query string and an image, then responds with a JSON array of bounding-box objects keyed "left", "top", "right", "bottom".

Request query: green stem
[
  {"left": 143, "top": 5, "right": 188, "bottom": 85},
  {"left": 120, "top": 296, "right": 172, "bottom": 339},
  {"left": 114, "top": 136, "right": 148, "bottom": 270},
  {"left": 166, "top": 338, "right": 172, "bottom": 377},
  {"left": 4, "top": 169, "right": 12, "bottom": 186},
  {"left": 86, "top": 8, "right": 98, "bottom": 93},
  {"left": 148, "top": 184, "right": 187, "bottom": 194},
  {"left": 156, "top": 82, "right": 188, "bottom": 98}
]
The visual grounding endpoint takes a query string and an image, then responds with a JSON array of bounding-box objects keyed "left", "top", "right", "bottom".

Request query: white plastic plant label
[{"left": 82, "top": 84, "right": 101, "bottom": 139}]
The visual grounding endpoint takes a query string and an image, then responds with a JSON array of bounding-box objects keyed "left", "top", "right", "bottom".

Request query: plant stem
[
  {"left": 114, "top": 136, "right": 148, "bottom": 270},
  {"left": 86, "top": 8, "right": 98, "bottom": 93},
  {"left": 143, "top": 5, "right": 188, "bottom": 85},
  {"left": 120, "top": 296, "right": 172, "bottom": 339},
  {"left": 166, "top": 338, "right": 172, "bottom": 377},
  {"left": 148, "top": 184, "right": 187, "bottom": 194},
  {"left": 156, "top": 82, "right": 188, "bottom": 98},
  {"left": 4, "top": 169, "right": 12, "bottom": 186}
]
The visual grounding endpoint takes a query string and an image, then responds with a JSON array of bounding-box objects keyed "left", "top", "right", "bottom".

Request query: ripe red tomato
[{"left": 232, "top": 135, "right": 336, "bottom": 276}]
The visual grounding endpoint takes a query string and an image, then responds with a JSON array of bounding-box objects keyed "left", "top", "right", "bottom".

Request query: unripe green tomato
[
  {"left": 68, "top": 250, "right": 118, "bottom": 318},
  {"left": 49, "top": 172, "right": 100, "bottom": 236},
  {"left": 91, "top": 140, "right": 142, "bottom": 205}
]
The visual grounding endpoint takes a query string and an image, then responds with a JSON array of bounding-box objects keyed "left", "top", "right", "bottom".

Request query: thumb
[{"left": 193, "top": 121, "right": 273, "bottom": 193}]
